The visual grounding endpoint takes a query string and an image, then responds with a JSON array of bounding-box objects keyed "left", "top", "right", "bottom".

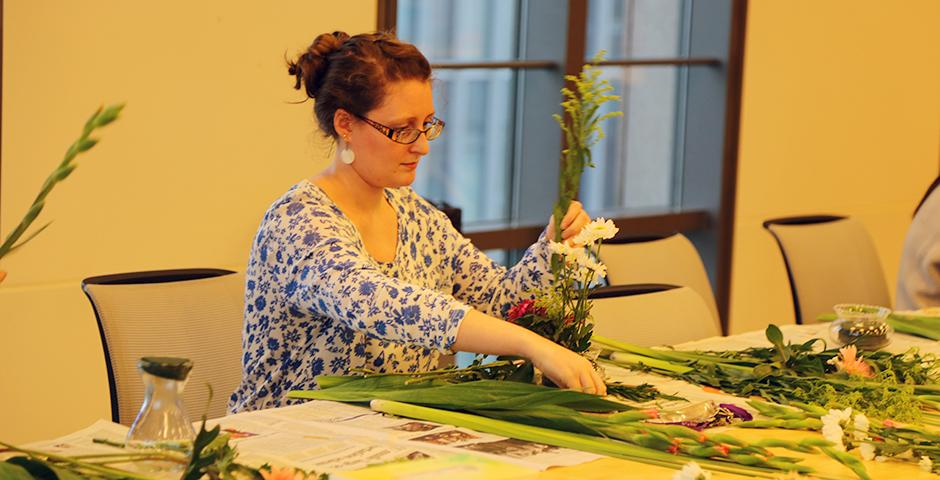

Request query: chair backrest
[
  {"left": 82, "top": 269, "right": 244, "bottom": 425},
  {"left": 588, "top": 284, "right": 720, "bottom": 346},
  {"left": 598, "top": 233, "right": 719, "bottom": 325},
  {"left": 763, "top": 215, "right": 890, "bottom": 324}
]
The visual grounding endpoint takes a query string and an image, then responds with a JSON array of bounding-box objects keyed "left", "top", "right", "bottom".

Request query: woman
[
  {"left": 229, "top": 31, "right": 605, "bottom": 413},
  {"left": 896, "top": 176, "right": 940, "bottom": 311}
]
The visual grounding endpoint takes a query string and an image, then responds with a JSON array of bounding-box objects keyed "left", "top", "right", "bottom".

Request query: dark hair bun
[{"left": 288, "top": 31, "right": 351, "bottom": 99}]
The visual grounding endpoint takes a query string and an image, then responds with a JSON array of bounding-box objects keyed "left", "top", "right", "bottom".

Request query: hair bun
[{"left": 288, "top": 31, "right": 351, "bottom": 99}]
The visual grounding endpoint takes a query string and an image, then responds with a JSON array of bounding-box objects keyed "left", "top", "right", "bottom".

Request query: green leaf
[
  {"left": 93, "top": 103, "right": 125, "bottom": 128},
  {"left": 0, "top": 460, "right": 35, "bottom": 480},
  {"left": 291, "top": 378, "right": 627, "bottom": 412},
  {"left": 6, "top": 221, "right": 54, "bottom": 255},
  {"left": 6, "top": 457, "right": 56, "bottom": 479},
  {"left": 83, "top": 106, "right": 104, "bottom": 132},
  {"left": 45, "top": 465, "right": 83, "bottom": 480},
  {"left": 819, "top": 446, "right": 871, "bottom": 480},
  {"left": 765, "top": 324, "right": 790, "bottom": 364},
  {"left": 76, "top": 138, "right": 98, "bottom": 152},
  {"left": 765, "top": 324, "right": 784, "bottom": 346},
  {"left": 53, "top": 164, "right": 78, "bottom": 182}
]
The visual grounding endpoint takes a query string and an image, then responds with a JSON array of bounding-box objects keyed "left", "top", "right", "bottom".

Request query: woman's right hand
[
  {"left": 525, "top": 337, "right": 607, "bottom": 396},
  {"left": 453, "top": 309, "right": 607, "bottom": 396}
]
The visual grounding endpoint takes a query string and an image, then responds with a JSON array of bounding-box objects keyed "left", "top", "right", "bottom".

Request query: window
[{"left": 381, "top": 0, "right": 746, "bottom": 329}]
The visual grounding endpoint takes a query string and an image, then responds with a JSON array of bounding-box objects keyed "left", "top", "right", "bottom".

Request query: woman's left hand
[{"left": 547, "top": 200, "right": 590, "bottom": 245}]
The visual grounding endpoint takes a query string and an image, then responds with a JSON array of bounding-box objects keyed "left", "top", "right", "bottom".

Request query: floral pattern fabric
[{"left": 228, "top": 180, "right": 552, "bottom": 413}]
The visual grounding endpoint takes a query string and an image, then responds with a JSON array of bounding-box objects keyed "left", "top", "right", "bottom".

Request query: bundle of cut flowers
[
  {"left": 290, "top": 373, "right": 833, "bottom": 478},
  {"left": 595, "top": 325, "right": 940, "bottom": 426}
]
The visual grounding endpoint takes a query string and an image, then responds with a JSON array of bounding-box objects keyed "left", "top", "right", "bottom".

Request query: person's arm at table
[{"left": 452, "top": 309, "right": 607, "bottom": 395}]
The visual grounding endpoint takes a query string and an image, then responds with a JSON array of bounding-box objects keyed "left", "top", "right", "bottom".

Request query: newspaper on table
[
  {"left": 223, "top": 399, "right": 599, "bottom": 472},
  {"left": 17, "top": 399, "right": 599, "bottom": 476}
]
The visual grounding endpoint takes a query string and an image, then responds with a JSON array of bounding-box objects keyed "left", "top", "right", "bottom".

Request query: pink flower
[
  {"left": 261, "top": 467, "right": 307, "bottom": 480},
  {"left": 828, "top": 345, "right": 874, "bottom": 378},
  {"left": 508, "top": 299, "right": 535, "bottom": 321}
]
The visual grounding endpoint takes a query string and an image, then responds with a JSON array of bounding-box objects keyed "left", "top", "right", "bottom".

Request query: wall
[
  {"left": 0, "top": 1, "right": 376, "bottom": 443},
  {"left": 730, "top": 1, "right": 940, "bottom": 333}
]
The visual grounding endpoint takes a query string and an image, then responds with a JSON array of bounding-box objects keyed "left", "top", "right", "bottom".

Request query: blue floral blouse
[{"left": 228, "top": 180, "right": 553, "bottom": 413}]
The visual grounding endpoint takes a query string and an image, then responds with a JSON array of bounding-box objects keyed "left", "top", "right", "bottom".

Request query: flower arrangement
[
  {"left": 598, "top": 325, "right": 940, "bottom": 423},
  {"left": 507, "top": 52, "right": 622, "bottom": 355},
  {"left": 508, "top": 218, "right": 619, "bottom": 353},
  {"left": 550, "top": 51, "right": 623, "bottom": 246}
]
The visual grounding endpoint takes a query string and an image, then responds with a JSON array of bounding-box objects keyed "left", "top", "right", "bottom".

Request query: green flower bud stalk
[{"left": 0, "top": 103, "right": 125, "bottom": 263}]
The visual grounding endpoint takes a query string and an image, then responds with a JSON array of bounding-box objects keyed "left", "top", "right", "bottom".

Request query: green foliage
[
  {"left": 600, "top": 326, "right": 940, "bottom": 423},
  {"left": 0, "top": 103, "right": 125, "bottom": 262},
  {"left": 551, "top": 51, "right": 623, "bottom": 243},
  {"left": 605, "top": 382, "right": 684, "bottom": 403},
  {"left": 290, "top": 375, "right": 630, "bottom": 412}
]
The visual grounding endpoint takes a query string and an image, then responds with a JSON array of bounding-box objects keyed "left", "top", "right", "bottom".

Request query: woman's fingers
[
  {"left": 531, "top": 340, "right": 605, "bottom": 396},
  {"left": 590, "top": 367, "right": 607, "bottom": 396},
  {"left": 560, "top": 201, "right": 583, "bottom": 229},
  {"left": 562, "top": 211, "right": 590, "bottom": 240}
]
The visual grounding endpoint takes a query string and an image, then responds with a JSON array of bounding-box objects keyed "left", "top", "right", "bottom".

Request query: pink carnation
[{"left": 507, "top": 299, "right": 546, "bottom": 321}]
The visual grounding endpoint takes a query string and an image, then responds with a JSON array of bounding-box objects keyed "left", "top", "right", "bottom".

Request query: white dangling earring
[{"left": 340, "top": 135, "right": 355, "bottom": 165}]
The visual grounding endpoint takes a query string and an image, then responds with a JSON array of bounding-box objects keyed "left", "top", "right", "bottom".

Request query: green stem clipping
[{"left": 0, "top": 103, "right": 125, "bottom": 262}]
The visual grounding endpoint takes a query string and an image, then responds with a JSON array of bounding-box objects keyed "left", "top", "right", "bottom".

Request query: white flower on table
[
  {"left": 920, "top": 455, "right": 934, "bottom": 472},
  {"left": 673, "top": 461, "right": 711, "bottom": 480},
  {"left": 852, "top": 412, "right": 870, "bottom": 441},
  {"left": 820, "top": 408, "right": 853, "bottom": 451},
  {"left": 572, "top": 217, "right": 619, "bottom": 246},
  {"left": 859, "top": 443, "right": 876, "bottom": 461}
]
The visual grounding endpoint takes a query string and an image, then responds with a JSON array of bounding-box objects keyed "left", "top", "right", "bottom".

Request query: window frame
[{"left": 378, "top": 0, "right": 748, "bottom": 333}]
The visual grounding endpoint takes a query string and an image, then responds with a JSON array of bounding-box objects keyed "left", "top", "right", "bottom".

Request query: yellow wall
[
  {"left": 0, "top": 1, "right": 376, "bottom": 443},
  {"left": 730, "top": 1, "right": 940, "bottom": 333}
]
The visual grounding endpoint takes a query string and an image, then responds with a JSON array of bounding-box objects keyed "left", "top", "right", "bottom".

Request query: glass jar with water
[{"left": 126, "top": 357, "right": 195, "bottom": 472}]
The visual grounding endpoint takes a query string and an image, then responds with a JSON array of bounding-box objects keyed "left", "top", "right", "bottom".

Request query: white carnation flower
[
  {"left": 859, "top": 443, "right": 876, "bottom": 461},
  {"left": 821, "top": 409, "right": 849, "bottom": 451},
  {"left": 920, "top": 456, "right": 934, "bottom": 472},
  {"left": 822, "top": 423, "right": 846, "bottom": 451},
  {"left": 851, "top": 413, "right": 870, "bottom": 441},
  {"left": 673, "top": 461, "right": 711, "bottom": 480}
]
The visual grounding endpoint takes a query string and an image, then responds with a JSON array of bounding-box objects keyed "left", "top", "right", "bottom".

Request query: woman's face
[{"left": 346, "top": 79, "right": 435, "bottom": 188}]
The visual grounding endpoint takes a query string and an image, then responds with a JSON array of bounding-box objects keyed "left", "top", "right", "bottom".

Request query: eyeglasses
[{"left": 356, "top": 114, "right": 445, "bottom": 144}]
